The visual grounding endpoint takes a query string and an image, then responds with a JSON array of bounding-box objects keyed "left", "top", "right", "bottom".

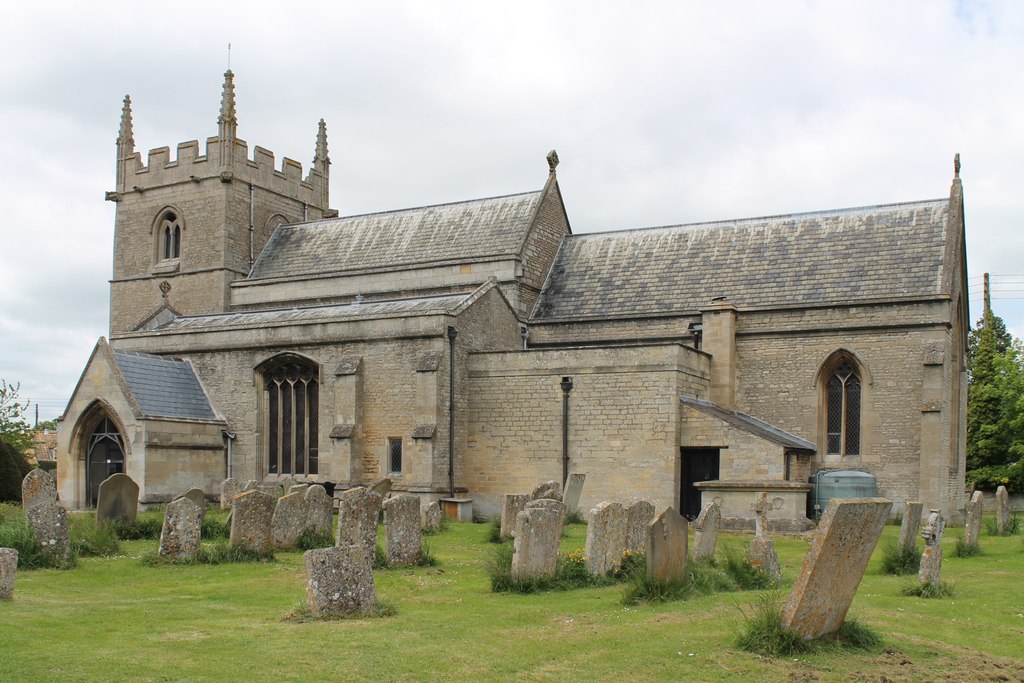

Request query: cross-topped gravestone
[{"left": 918, "top": 509, "right": 945, "bottom": 585}]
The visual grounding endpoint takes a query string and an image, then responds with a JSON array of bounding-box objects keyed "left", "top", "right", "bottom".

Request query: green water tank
[{"left": 809, "top": 469, "right": 877, "bottom": 517}]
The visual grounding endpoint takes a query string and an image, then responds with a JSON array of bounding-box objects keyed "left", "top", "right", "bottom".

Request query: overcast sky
[{"left": 1, "top": 1, "right": 1022, "bottom": 421}]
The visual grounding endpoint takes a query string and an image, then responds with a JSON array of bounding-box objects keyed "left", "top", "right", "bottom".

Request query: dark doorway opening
[
  {"left": 86, "top": 416, "right": 125, "bottom": 507},
  {"left": 680, "top": 447, "right": 720, "bottom": 520}
]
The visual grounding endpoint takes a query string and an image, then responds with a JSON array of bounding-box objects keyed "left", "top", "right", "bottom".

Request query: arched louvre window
[
  {"left": 160, "top": 212, "right": 181, "bottom": 260},
  {"left": 264, "top": 358, "right": 319, "bottom": 475},
  {"left": 826, "top": 361, "right": 861, "bottom": 455}
]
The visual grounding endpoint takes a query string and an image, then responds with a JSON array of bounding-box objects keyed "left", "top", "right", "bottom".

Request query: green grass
[
  {"left": 2, "top": 521, "right": 1024, "bottom": 681},
  {"left": 736, "top": 594, "right": 882, "bottom": 657}
]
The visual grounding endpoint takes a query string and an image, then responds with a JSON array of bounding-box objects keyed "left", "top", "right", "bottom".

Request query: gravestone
[
  {"left": 421, "top": 501, "right": 442, "bottom": 533},
  {"left": 625, "top": 500, "right": 656, "bottom": 554},
  {"left": 748, "top": 493, "right": 781, "bottom": 581},
  {"left": 305, "top": 544, "right": 376, "bottom": 615},
  {"left": 531, "top": 480, "right": 562, "bottom": 501},
  {"left": 257, "top": 482, "right": 283, "bottom": 499},
  {"left": 336, "top": 487, "right": 383, "bottom": 557},
  {"left": 585, "top": 501, "right": 628, "bottom": 576},
  {"left": 691, "top": 502, "right": 721, "bottom": 561},
  {"left": 304, "top": 485, "right": 334, "bottom": 538},
  {"left": 646, "top": 507, "right": 687, "bottom": 583},
  {"left": 0, "top": 548, "right": 17, "bottom": 600},
  {"left": 22, "top": 468, "right": 56, "bottom": 510},
  {"left": 272, "top": 491, "right": 309, "bottom": 550},
  {"left": 510, "top": 499, "right": 565, "bottom": 580},
  {"left": 781, "top": 498, "right": 891, "bottom": 639},
  {"left": 897, "top": 501, "right": 924, "bottom": 551},
  {"left": 500, "top": 494, "right": 532, "bottom": 538},
  {"left": 563, "top": 473, "right": 586, "bottom": 514},
  {"left": 996, "top": 485, "right": 1010, "bottom": 536},
  {"left": 289, "top": 484, "right": 309, "bottom": 495},
  {"left": 158, "top": 496, "right": 204, "bottom": 561},
  {"left": 243, "top": 480, "right": 258, "bottom": 492},
  {"left": 27, "top": 500, "right": 70, "bottom": 565},
  {"left": 220, "top": 478, "right": 240, "bottom": 509},
  {"left": 918, "top": 509, "right": 945, "bottom": 585},
  {"left": 180, "top": 488, "right": 209, "bottom": 516},
  {"left": 383, "top": 494, "right": 421, "bottom": 566},
  {"left": 96, "top": 473, "right": 140, "bottom": 525},
  {"left": 230, "top": 490, "right": 275, "bottom": 555},
  {"left": 964, "top": 490, "right": 983, "bottom": 547},
  {"left": 369, "top": 478, "right": 393, "bottom": 496}
]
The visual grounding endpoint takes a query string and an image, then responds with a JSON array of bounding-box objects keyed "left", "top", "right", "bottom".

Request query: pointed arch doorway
[{"left": 86, "top": 416, "right": 125, "bottom": 507}]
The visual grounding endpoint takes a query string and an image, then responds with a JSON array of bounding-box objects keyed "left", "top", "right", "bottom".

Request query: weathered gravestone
[
  {"left": 531, "top": 480, "right": 562, "bottom": 501},
  {"left": 158, "top": 496, "right": 204, "bottom": 561},
  {"left": 220, "top": 478, "right": 240, "bottom": 509},
  {"left": 230, "top": 490, "right": 275, "bottom": 555},
  {"left": 781, "top": 498, "right": 891, "bottom": 639},
  {"left": 304, "top": 485, "right": 334, "bottom": 537},
  {"left": 563, "top": 473, "right": 586, "bottom": 514},
  {"left": 646, "top": 507, "right": 687, "bottom": 583},
  {"left": 691, "top": 501, "right": 721, "bottom": 561},
  {"left": 289, "top": 484, "right": 309, "bottom": 495},
  {"left": 272, "top": 491, "right": 309, "bottom": 550},
  {"left": 27, "top": 500, "right": 70, "bottom": 565},
  {"left": 919, "top": 509, "right": 945, "bottom": 585},
  {"left": 96, "top": 473, "right": 140, "bottom": 525},
  {"left": 336, "top": 487, "right": 382, "bottom": 558},
  {"left": 383, "top": 494, "right": 421, "bottom": 566},
  {"left": 305, "top": 544, "right": 377, "bottom": 616},
  {"left": 748, "top": 493, "right": 781, "bottom": 581},
  {"left": 996, "top": 485, "right": 1010, "bottom": 536},
  {"left": 964, "top": 490, "right": 983, "bottom": 547},
  {"left": 500, "top": 494, "right": 532, "bottom": 539},
  {"left": 369, "top": 478, "right": 393, "bottom": 496},
  {"left": 897, "top": 501, "right": 924, "bottom": 551},
  {"left": 511, "top": 499, "right": 565, "bottom": 580},
  {"left": 585, "top": 501, "right": 629, "bottom": 576},
  {"left": 257, "top": 482, "right": 283, "bottom": 499},
  {"left": 22, "top": 468, "right": 56, "bottom": 511},
  {"left": 625, "top": 500, "right": 656, "bottom": 554},
  {"left": 180, "top": 488, "right": 209, "bottom": 515},
  {"left": 0, "top": 548, "right": 17, "bottom": 600},
  {"left": 242, "top": 479, "right": 258, "bottom": 492},
  {"left": 421, "top": 501, "right": 442, "bottom": 533}
]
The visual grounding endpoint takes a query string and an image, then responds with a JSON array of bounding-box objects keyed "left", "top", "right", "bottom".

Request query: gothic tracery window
[
  {"left": 263, "top": 357, "right": 319, "bottom": 475},
  {"left": 825, "top": 360, "right": 861, "bottom": 455},
  {"left": 159, "top": 212, "right": 181, "bottom": 260}
]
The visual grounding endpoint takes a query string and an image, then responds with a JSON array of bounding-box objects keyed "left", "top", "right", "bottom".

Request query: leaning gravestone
[
  {"left": 531, "top": 480, "right": 562, "bottom": 501},
  {"left": 563, "top": 473, "right": 586, "bottom": 514},
  {"left": 383, "top": 494, "right": 421, "bottom": 566},
  {"left": 272, "top": 491, "right": 309, "bottom": 550},
  {"left": 96, "top": 473, "right": 140, "bottom": 525},
  {"left": 158, "top": 496, "right": 204, "bottom": 561},
  {"left": 691, "top": 501, "right": 721, "bottom": 561},
  {"left": 511, "top": 499, "right": 565, "bottom": 580},
  {"left": 230, "top": 490, "right": 275, "bottom": 555},
  {"left": 501, "top": 494, "right": 532, "bottom": 539},
  {"left": 22, "top": 468, "right": 56, "bottom": 511},
  {"left": 897, "top": 501, "right": 924, "bottom": 552},
  {"left": 585, "top": 501, "right": 629, "bottom": 576},
  {"left": 220, "top": 478, "right": 240, "bottom": 509},
  {"left": 304, "top": 485, "right": 334, "bottom": 538},
  {"left": 996, "top": 485, "right": 1010, "bottom": 536},
  {"left": 748, "top": 493, "right": 781, "bottom": 581},
  {"left": 964, "top": 490, "right": 983, "bottom": 547},
  {"left": 336, "top": 487, "right": 383, "bottom": 558},
  {"left": 369, "top": 478, "right": 393, "bottom": 496},
  {"left": 305, "top": 544, "right": 377, "bottom": 616},
  {"left": 421, "top": 501, "right": 442, "bottom": 533},
  {"left": 781, "top": 498, "right": 891, "bottom": 639},
  {"left": 181, "top": 488, "right": 209, "bottom": 516},
  {"left": 0, "top": 548, "right": 17, "bottom": 600},
  {"left": 919, "top": 509, "right": 945, "bottom": 585},
  {"left": 647, "top": 507, "right": 687, "bottom": 583},
  {"left": 625, "top": 500, "right": 656, "bottom": 554},
  {"left": 243, "top": 480, "right": 258, "bottom": 492}
]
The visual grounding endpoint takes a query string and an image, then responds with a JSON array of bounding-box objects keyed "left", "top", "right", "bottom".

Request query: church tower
[{"left": 106, "top": 71, "right": 336, "bottom": 334}]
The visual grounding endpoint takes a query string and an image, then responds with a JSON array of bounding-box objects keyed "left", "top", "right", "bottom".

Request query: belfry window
[
  {"left": 263, "top": 358, "right": 319, "bottom": 475},
  {"left": 825, "top": 361, "right": 861, "bottom": 455},
  {"left": 160, "top": 212, "right": 181, "bottom": 260}
]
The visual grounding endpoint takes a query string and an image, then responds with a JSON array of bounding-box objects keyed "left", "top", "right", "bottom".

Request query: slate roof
[
  {"left": 532, "top": 199, "right": 949, "bottom": 321},
  {"left": 112, "top": 349, "right": 218, "bottom": 420},
  {"left": 249, "top": 191, "right": 543, "bottom": 280},
  {"left": 680, "top": 396, "right": 815, "bottom": 452}
]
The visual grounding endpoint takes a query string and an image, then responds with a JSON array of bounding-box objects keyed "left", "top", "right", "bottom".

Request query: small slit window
[{"left": 388, "top": 438, "right": 402, "bottom": 475}]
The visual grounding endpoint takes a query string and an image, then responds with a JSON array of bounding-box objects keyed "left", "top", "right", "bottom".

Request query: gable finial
[
  {"left": 954, "top": 152, "right": 960, "bottom": 179},
  {"left": 118, "top": 95, "right": 134, "bottom": 149},
  {"left": 546, "top": 149, "right": 559, "bottom": 175}
]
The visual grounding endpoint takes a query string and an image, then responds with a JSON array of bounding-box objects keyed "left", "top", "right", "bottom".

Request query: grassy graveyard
[{"left": 2, "top": 510, "right": 1023, "bottom": 682}]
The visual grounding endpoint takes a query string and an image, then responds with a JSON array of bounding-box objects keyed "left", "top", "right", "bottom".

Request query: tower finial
[
  {"left": 218, "top": 69, "right": 237, "bottom": 139},
  {"left": 118, "top": 95, "right": 134, "bottom": 148},
  {"left": 546, "top": 149, "right": 559, "bottom": 175},
  {"left": 313, "top": 119, "right": 330, "bottom": 209},
  {"left": 954, "top": 152, "right": 960, "bottom": 179},
  {"left": 315, "top": 118, "right": 330, "bottom": 167}
]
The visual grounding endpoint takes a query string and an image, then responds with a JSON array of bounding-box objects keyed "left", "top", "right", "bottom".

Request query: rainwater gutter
[
  {"left": 447, "top": 326, "right": 458, "bottom": 498},
  {"left": 560, "top": 376, "right": 573, "bottom": 488},
  {"left": 223, "top": 429, "right": 236, "bottom": 479}
]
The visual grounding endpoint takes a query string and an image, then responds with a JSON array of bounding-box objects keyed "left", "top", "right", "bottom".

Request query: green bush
[
  {"left": 967, "top": 462, "right": 1024, "bottom": 494},
  {"left": 200, "top": 515, "right": 230, "bottom": 539},
  {"left": 984, "top": 513, "right": 1021, "bottom": 536},
  {"left": 953, "top": 538, "right": 982, "bottom": 558},
  {"left": 901, "top": 580, "right": 955, "bottom": 598},
  {"left": 722, "top": 545, "right": 778, "bottom": 589},
  {"left": 0, "top": 506, "right": 75, "bottom": 570},
  {"left": 0, "top": 440, "right": 32, "bottom": 504},
  {"left": 70, "top": 515, "right": 122, "bottom": 558},
  {"left": 879, "top": 541, "right": 920, "bottom": 575},
  {"left": 104, "top": 515, "right": 163, "bottom": 541}
]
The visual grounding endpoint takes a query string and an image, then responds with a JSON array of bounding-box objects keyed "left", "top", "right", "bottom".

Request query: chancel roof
[
  {"left": 532, "top": 199, "right": 949, "bottom": 321},
  {"left": 250, "top": 191, "right": 543, "bottom": 280},
  {"left": 112, "top": 349, "right": 218, "bottom": 420}
]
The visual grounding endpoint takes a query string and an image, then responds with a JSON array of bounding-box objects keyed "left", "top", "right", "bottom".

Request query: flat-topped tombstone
[
  {"left": 897, "top": 501, "right": 924, "bottom": 551},
  {"left": 585, "top": 501, "right": 628, "bottom": 576},
  {"left": 22, "top": 468, "right": 56, "bottom": 510},
  {"left": 230, "top": 490, "right": 275, "bottom": 555},
  {"left": 647, "top": 507, "right": 687, "bottom": 583},
  {"left": 964, "top": 490, "right": 983, "bottom": 547},
  {"left": 159, "top": 496, "right": 204, "bottom": 561},
  {"left": 0, "top": 548, "right": 17, "bottom": 599},
  {"left": 369, "top": 478, "right": 393, "bottom": 496},
  {"left": 531, "top": 480, "right": 562, "bottom": 502},
  {"left": 781, "top": 498, "right": 891, "bottom": 639},
  {"left": 996, "top": 486, "right": 1010, "bottom": 536},
  {"left": 271, "top": 491, "right": 309, "bottom": 550},
  {"left": 27, "top": 500, "right": 70, "bottom": 564},
  {"left": 96, "top": 473, "right": 139, "bottom": 525},
  {"left": 383, "top": 494, "right": 421, "bottom": 566},
  {"left": 220, "top": 478, "right": 240, "bottom": 509},
  {"left": 336, "top": 487, "right": 382, "bottom": 557},
  {"left": 919, "top": 510, "right": 945, "bottom": 585},
  {"left": 501, "top": 494, "right": 532, "bottom": 538},
  {"left": 421, "top": 501, "right": 442, "bottom": 533},
  {"left": 305, "top": 545, "right": 376, "bottom": 616},
  {"left": 304, "top": 485, "right": 334, "bottom": 537},
  {"left": 563, "top": 473, "right": 586, "bottom": 514},
  {"left": 511, "top": 500, "right": 565, "bottom": 580},
  {"left": 625, "top": 500, "right": 656, "bottom": 554},
  {"left": 691, "top": 502, "right": 721, "bottom": 561}
]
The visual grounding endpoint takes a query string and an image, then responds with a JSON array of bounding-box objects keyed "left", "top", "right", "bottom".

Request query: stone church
[{"left": 57, "top": 71, "right": 969, "bottom": 528}]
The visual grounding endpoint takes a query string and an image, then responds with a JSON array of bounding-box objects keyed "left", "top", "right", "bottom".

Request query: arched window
[
  {"left": 86, "top": 415, "right": 125, "bottom": 506},
  {"left": 261, "top": 356, "right": 319, "bottom": 475},
  {"left": 159, "top": 212, "right": 181, "bottom": 260},
  {"left": 825, "top": 360, "right": 861, "bottom": 455}
]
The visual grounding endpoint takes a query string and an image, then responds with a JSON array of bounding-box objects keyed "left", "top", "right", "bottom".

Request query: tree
[{"left": 0, "top": 379, "right": 34, "bottom": 453}]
